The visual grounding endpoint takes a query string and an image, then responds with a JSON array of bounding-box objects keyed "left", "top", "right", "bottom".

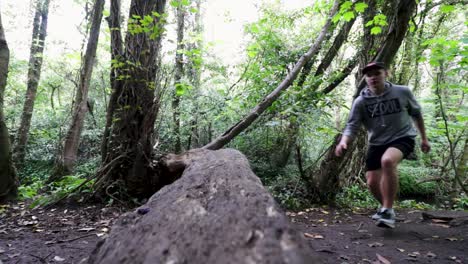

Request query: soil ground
[{"left": 0, "top": 202, "right": 467, "bottom": 264}]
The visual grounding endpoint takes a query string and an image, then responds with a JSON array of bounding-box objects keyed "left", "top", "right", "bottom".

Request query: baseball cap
[{"left": 362, "top": 61, "right": 386, "bottom": 75}]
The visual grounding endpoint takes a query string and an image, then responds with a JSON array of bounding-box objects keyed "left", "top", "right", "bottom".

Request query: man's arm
[
  {"left": 412, "top": 113, "right": 430, "bottom": 153},
  {"left": 335, "top": 135, "right": 353, "bottom": 157},
  {"left": 335, "top": 98, "right": 363, "bottom": 157}
]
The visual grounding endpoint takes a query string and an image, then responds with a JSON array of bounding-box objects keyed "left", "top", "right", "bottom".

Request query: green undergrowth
[{"left": 18, "top": 158, "right": 99, "bottom": 208}]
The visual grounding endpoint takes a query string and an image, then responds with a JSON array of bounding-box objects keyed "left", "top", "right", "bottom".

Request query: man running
[{"left": 335, "top": 61, "right": 430, "bottom": 228}]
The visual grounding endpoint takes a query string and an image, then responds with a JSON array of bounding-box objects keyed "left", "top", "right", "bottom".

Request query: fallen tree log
[{"left": 88, "top": 149, "right": 320, "bottom": 263}]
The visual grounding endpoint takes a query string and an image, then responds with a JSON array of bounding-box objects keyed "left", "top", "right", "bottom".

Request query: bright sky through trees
[{"left": 1, "top": 0, "right": 310, "bottom": 63}]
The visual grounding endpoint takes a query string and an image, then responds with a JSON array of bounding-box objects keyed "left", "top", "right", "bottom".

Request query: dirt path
[
  {"left": 290, "top": 207, "right": 468, "bottom": 264},
  {"left": 0, "top": 203, "right": 466, "bottom": 263},
  {"left": 0, "top": 202, "right": 123, "bottom": 264}
]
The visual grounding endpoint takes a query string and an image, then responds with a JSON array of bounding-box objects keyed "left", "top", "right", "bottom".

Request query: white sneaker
[{"left": 376, "top": 209, "right": 396, "bottom": 228}]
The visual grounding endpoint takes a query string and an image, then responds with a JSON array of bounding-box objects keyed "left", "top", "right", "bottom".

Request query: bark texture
[
  {"left": 51, "top": 0, "right": 105, "bottom": 180},
  {"left": 172, "top": 2, "right": 186, "bottom": 153},
  {"left": 88, "top": 149, "right": 319, "bottom": 264},
  {"left": 96, "top": 0, "right": 167, "bottom": 198},
  {"left": 14, "top": 0, "right": 50, "bottom": 165},
  {"left": 0, "top": 9, "right": 18, "bottom": 200},
  {"left": 101, "top": 0, "right": 123, "bottom": 161}
]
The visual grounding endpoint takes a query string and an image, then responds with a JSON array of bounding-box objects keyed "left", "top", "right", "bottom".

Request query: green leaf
[
  {"left": 332, "top": 13, "right": 341, "bottom": 23},
  {"left": 440, "top": 4, "right": 455, "bottom": 13},
  {"left": 249, "top": 24, "right": 259, "bottom": 34},
  {"left": 340, "top": 1, "right": 353, "bottom": 11},
  {"left": 365, "top": 20, "right": 374, "bottom": 27},
  {"left": 181, "top": 0, "right": 190, "bottom": 6},
  {"left": 370, "top": 26, "right": 382, "bottom": 35},
  {"left": 170, "top": 0, "right": 180, "bottom": 7},
  {"left": 343, "top": 11, "right": 355, "bottom": 21},
  {"left": 102, "top": 9, "right": 110, "bottom": 17},
  {"left": 354, "top": 2, "right": 368, "bottom": 13}
]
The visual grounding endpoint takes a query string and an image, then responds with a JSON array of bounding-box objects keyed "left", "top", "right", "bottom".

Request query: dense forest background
[{"left": 0, "top": 0, "right": 466, "bottom": 210}]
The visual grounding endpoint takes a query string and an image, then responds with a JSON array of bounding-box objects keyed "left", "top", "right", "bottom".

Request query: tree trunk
[
  {"left": 276, "top": 17, "right": 358, "bottom": 169},
  {"left": 101, "top": 0, "right": 124, "bottom": 161},
  {"left": 312, "top": 0, "right": 417, "bottom": 203},
  {"left": 95, "top": 0, "right": 167, "bottom": 199},
  {"left": 88, "top": 149, "right": 320, "bottom": 264},
  {"left": 455, "top": 138, "right": 467, "bottom": 189},
  {"left": 202, "top": 0, "right": 340, "bottom": 150},
  {"left": 185, "top": 0, "right": 203, "bottom": 149},
  {"left": 0, "top": 9, "right": 18, "bottom": 201},
  {"left": 13, "top": 0, "right": 50, "bottom": 165},
  {"left": 51, "top": 0, "right": 105, "bottom": 180},
  {"left": 172, "top": 1, "right": 186, "bottom": 153}
]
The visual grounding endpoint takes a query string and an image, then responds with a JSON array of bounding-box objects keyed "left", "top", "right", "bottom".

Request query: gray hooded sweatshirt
[{"left": 343, "top": 82, "right": 421, "bottom": 146}]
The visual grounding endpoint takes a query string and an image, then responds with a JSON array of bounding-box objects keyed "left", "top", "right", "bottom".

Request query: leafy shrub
[
  {"left": 265, "top": 166, "right": 311, "bottom": 210},
  {"left": 336, "top": 185, "right": 378, "bottom": 209},
  {"left": 397, "top": 199, "right": 434, "bottom": 210},
  {"left": 29, "top": 175, "right": 94, "bottom": 208},
  {"left": 18, "top": 181, "right": 44, "bottom": 200},
  {"left": 453, "top": 194, "right": 468, "bottom": 210},
  {"left": 399, "top": 161, "right": 437, "bottom": 199}
]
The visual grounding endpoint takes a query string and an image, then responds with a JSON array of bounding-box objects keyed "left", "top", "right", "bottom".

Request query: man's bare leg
[
  {"left": 380, "top": 147, "right": 404, "bottom": 209},
  {"left": 366, "top": 170, "right": 383, "bottom": 204}
]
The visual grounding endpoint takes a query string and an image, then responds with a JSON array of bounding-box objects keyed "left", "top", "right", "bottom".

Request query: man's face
[{"left": 364, "top": 68, "right": 387, "bottom": 88}]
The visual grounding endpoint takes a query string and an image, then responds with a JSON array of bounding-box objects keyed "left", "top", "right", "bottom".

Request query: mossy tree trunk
[
  {"left": 0, "top": 9, "right": 18, "bottom": 201},
  {"left": 51, "top": 0, "right": 105, "bottom": 181},
  {"left": 95, "top": 0, "right": 168, "bottom": 199},
  {"left": 13, "top": 0, "right": 50, "bottom": 166}
]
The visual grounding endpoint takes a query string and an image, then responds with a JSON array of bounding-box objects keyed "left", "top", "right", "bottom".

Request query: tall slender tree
[
  {"left": 172, "top": 0, "right": 187, "bottom": 153},
  {"left": 0, "top": 7, "right": 18, "bottom": 201},
  {"left": 14, "top": 0, "right": 51, "bottom": 165},
  {"left": 101, "top": 0, "right": 124, "bottom": 161},
  {"left": 185, "top": 0, "right": 203, "bottom": 149},
  {"left": 50, "top": 0, "right": 105, "bottom": 180},
  {"left": 95, "top": 0, "right": 168, "bottom": 198}
]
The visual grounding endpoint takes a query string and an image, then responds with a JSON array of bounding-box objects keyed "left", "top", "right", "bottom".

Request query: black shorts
[{"left": 366, "top": 136, "right": 415, "bottom": 171}]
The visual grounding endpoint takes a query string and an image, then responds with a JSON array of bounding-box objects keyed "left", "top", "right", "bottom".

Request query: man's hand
[
  {"left": 335, "top": 141, "right": 348, "bottom": 157},
  {"left": 421, "top": 139, "right": 431, "bottom": 153}
]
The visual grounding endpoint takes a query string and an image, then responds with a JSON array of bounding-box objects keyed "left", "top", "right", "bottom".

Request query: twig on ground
[{"left": 46, "top": 233, "right": 96, "bottom": 245}]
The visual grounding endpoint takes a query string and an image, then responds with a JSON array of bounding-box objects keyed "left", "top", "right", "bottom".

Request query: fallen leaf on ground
[
  {"left": 54, "top": 256, "right": 65, "bottom": 262},
  {"left": 0, "top": 247, "right": 5, "bottom": 254},
  {"left": 445, "top": 237, "right": 458, "bottom": 241},
  {"left": 304, "top": 232, "right": 324, "bottom": 239},
  {"left": 426, "top": 252, "right": 437, "bottom": 258},
  {"left": 376, "top": 253, "right": 391, "bottom": 264},
  {"left": 432, "top": 219, "right": 449, "bottom": 223},
  {"left": 430, "top": 223, "right": 451, "bottom": 228},
  {"left": 368, "top": 242, "right": 384, "bottom": 248},
  {"left": 408, "top": 252, "right": 420, "bottom": 258},
  {"left": 396, "top": 248, "right": 405, "bottom": 252},
  {"left": 78, "top": 227, "right": 95, "bottom": 232}
]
